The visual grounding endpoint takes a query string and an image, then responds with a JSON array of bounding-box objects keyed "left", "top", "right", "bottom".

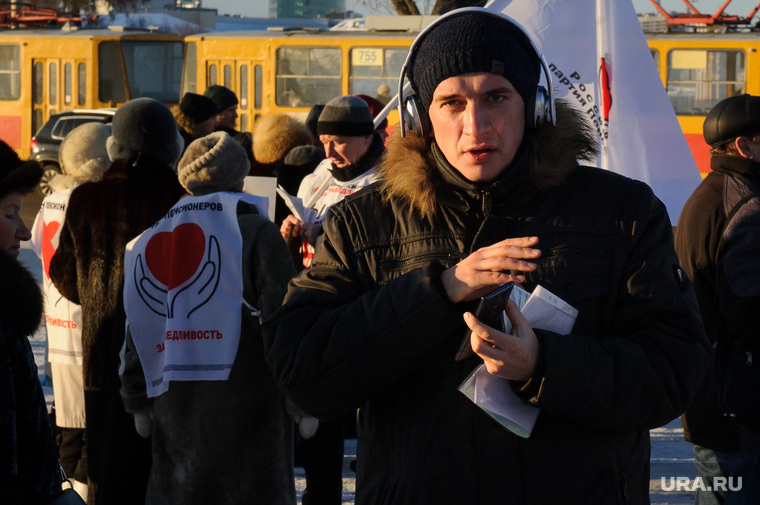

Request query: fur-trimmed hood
[{"left": 380, "top": 100, "right": 597, "bottom": 216}]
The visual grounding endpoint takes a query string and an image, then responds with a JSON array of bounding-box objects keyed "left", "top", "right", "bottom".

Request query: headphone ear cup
[
  {"left": 530, "top": 86, "right": 551, "bottom": 128},
  {"left": 402, "top": 94, "right": 430, "bottom": 137}
]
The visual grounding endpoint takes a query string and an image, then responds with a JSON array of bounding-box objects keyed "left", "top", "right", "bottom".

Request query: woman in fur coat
[{"left": 49, "top": 98, "right": 186, "bottom": 505}]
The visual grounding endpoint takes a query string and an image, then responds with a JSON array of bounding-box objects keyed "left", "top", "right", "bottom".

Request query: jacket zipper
[{"left": 471, "top": 190, "right": 493, "bottom": 252}]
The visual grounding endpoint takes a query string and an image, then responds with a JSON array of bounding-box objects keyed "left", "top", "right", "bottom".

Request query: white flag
[{"left": 485, "top": 0, "right": 701, "bottom": 224}]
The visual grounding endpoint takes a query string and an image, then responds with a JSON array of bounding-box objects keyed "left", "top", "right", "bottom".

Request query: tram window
[
  {"left": 276, "top": 47, "right": 340, "bottom": 107},
  {"left": 223, "top": 64, "right": 232, "bottom": 89},
  {"left": 33, "top": 109, "right": 43, "bottom": 138},
  {"left": 240, "top": 113, "right": 248, "bottom": 133},
  {"left": 240, "top": 65, "right": 248, "bottom": 108},
  {"left": 209, "top": 64, "right": 218, "bottom": 85},
  {"left": 64, "top": 63, "right": 72, "bottom": 106},
  {"left": 349, "top": 47, "right": 407, "bottom": 98},
  {"left": 123, "top": 41, "right": 183, "bottom": 102},
  {"left": 254, "top": 65, "right": 262, "bottom": 109},
  {"left": 182, "top": 42, "right": 197, "bottom": 94},
  {"left": 49, "top": 62, "right": 57, "bottom": 106},
  {"left": 33, "top": 62, "right": 43, "bottom": 105},
  {"left": 0, "top": 44, "right": 20, "bottom": 100},
  {"left": 666, "top": 49, "right": 745, "bottom": 115},
  {"left": 99, "top": 41, "right": 127, "bottom": 104},
  {"left": 78, "top": 63, "right": 86, "bottom": 106}
]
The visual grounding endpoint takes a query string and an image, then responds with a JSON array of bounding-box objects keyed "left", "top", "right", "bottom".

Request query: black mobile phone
[{"left": 454, "top": 282, "right": 514, "bottom": 361}]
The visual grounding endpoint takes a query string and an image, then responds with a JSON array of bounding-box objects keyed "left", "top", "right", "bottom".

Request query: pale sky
[{"left": 201, "top": 0, "right": 760, "bottom": 19}]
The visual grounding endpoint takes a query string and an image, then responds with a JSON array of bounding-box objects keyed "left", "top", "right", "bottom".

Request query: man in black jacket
[
  {"left": 675, "top": 94, "right": 760, "bottom": 505},
  {"left": 264, "top": 8, "right": 711, "bottom": 504}
]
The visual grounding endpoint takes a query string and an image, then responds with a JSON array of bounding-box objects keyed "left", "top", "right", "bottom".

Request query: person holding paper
[
  {"left": 264, "top": 8, "right": 710, "bottom": 505},
  {"left": 279, "top": 95, "right": 385, "bottom": 269}
]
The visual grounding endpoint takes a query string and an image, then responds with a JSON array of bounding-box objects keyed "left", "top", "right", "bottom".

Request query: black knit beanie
[
  {"left": 203, "top": 85, "right": 239, "bottom": 114},
  {"left": 180, "top": 92, "right": 217, "bottom": 124},
  {"left": 317, "top": 96, "right": 374, "bottom": 137},
  {"left": 408, "top": 12, "right": 541, "bottom": 111}
]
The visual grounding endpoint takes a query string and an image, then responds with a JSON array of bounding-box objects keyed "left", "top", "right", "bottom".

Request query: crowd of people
[{"left": 1, "top": 6, "right": 758, "bottom": 505}]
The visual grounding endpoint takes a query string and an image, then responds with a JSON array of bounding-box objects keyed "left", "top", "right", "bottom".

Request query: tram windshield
[{"left": 99, "top": 40, "right": 183, "bottom": 103}]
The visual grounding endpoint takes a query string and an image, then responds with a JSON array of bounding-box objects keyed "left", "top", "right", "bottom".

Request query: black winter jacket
[
  {"left": 0, "top": 252, "right": 62, "bottom": 504},
  {"left": 675, "top": 154, "right": 760, "bottom": 451},
  {"left": 264, "top": 103, "right": 711, "bottom": 505}
]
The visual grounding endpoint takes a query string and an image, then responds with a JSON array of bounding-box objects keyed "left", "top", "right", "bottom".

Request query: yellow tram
[{"left": 0, "top": 28, "right": 184, "bottom": 158}]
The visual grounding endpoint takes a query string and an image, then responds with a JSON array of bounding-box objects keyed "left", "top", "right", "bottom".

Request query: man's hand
[
  {"left": 440, "top": 236, "right": 541, "bottom": 303},
  {"left": 280, "top": 215, "right": 302, "bottom": 243},
  {"left": 464, "top": 299, "right": 539, "bottom": 382}
]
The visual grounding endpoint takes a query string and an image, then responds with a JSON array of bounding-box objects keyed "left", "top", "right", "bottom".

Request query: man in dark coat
[
  {"left": 675, "top": 93, "right": 760, "bottom": 504},
  {"left": 263, "top": 8, "right": 711, "bottom": 505},
  {"left": 50, "top": 98, "right": 186, "bottom": 505}
]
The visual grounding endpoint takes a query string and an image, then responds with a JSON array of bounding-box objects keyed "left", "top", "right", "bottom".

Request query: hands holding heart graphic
[{"left": 133, "top": 223, "right": 221, "bottom": 319}]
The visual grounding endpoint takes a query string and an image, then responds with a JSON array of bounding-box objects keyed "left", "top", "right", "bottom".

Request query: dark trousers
[{"left": 59, "top": 427, "right": 88, "bottom": 483}]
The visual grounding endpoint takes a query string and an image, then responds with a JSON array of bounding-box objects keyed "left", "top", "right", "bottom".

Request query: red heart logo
[
  {"left": 144, "top": 223, "right": 206, "bottom": 290},
  {"left": 42, "top": 220, "right": 61, "bottom": 280}
]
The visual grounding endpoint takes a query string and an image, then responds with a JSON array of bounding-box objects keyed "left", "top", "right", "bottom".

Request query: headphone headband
[{"left": 398, "top": 6, "right": 556, "bottom": 137}]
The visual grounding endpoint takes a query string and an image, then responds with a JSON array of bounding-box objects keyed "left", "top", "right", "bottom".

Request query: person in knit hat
[
  {"left": 280, "top": 94, "right": 385, "bottom": 269},
  {"left": 173, "top": 92, "right": 217, "bottom": 152},
  {"left": 204, "top": 84, "right": 240, "bottom": 134},
  {"left": 203, "top": 85, "right": 255, "bottom": 168},
  {"left": 29, "top": 122, "right": 112, "bottom": 501},
  {"left": 278, "top": 95, "right": 385, "bottom": 505},
  {"left": 0, "top": 139, "right": 64, "bottom": 503},
  {"left": 263, "top": 7, "right": 710, "bottom": 505},
  {"left": 119, "top": 131, "right": 297, "bottom": 505},
  {"left": 49, "top": 97, "right": 186, "bottom": 505}
]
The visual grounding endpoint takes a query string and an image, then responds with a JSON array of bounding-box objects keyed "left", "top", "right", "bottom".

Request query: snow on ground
[{"left": 20, "top": 244, "right": 695, "bottom": 505}]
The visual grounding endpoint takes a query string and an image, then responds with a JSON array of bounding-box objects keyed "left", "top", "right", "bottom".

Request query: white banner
[{"left": 485, "top": 0, "right": 701, "bottom": 224}]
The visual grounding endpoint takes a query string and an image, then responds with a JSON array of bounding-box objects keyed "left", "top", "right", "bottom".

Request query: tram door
[
  {"left": 31, "top": 57, "right": 85, "bottom": 136},
  {"left": 206, "top": 58, "right": 265, "bottom": 133}
]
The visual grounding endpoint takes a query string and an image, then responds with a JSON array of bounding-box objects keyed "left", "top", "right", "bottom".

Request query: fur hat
[
  {"left": 177, "top": 132, "right": 249, "bottom": 195},
  {"left": 317, "top": 95, "right": 374, "bottom": 137},
  {"left": 203, "top": 85, "right": 239, "bottom": 114},
  {"left": 253, "top": 113, "right": 314, "bottom": 165},
  {"left": 52, "top": 122, "right": 112, "bottom": 191},
  {"left": 703, "top": 94, "right": 760, "bottom": 147},
  {"left": 180, "top": 92, "right": 217, "bottom": 124},
  {"left": 107, "top": 97, "right": 183, "bottom": 166},
  {"left": 408, "top": 11, "right": 541, "bottom": 111},
  {"left": 0, "top": 139, "right": 43, "bottom": 198}
]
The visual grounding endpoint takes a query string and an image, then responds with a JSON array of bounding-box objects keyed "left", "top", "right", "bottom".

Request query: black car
[{"left": 29, "top": 108, "right": 116, "bottom": 195}]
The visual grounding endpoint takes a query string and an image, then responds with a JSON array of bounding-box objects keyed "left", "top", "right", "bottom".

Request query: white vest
[
  {"left": 30, "top": 188, "right": 83, "bottom": 366},
  {"left": 123, "top": 192, "right": 267, "bottom": 398}
]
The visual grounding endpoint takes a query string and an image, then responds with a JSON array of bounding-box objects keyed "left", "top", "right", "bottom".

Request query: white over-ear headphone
[{"left": 398, "top": 6, "right": 556, "bottom": 138}]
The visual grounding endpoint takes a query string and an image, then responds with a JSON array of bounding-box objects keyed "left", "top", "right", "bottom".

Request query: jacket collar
[{"left": 711, "top": 154, "right": 760, "bottom": 186}]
